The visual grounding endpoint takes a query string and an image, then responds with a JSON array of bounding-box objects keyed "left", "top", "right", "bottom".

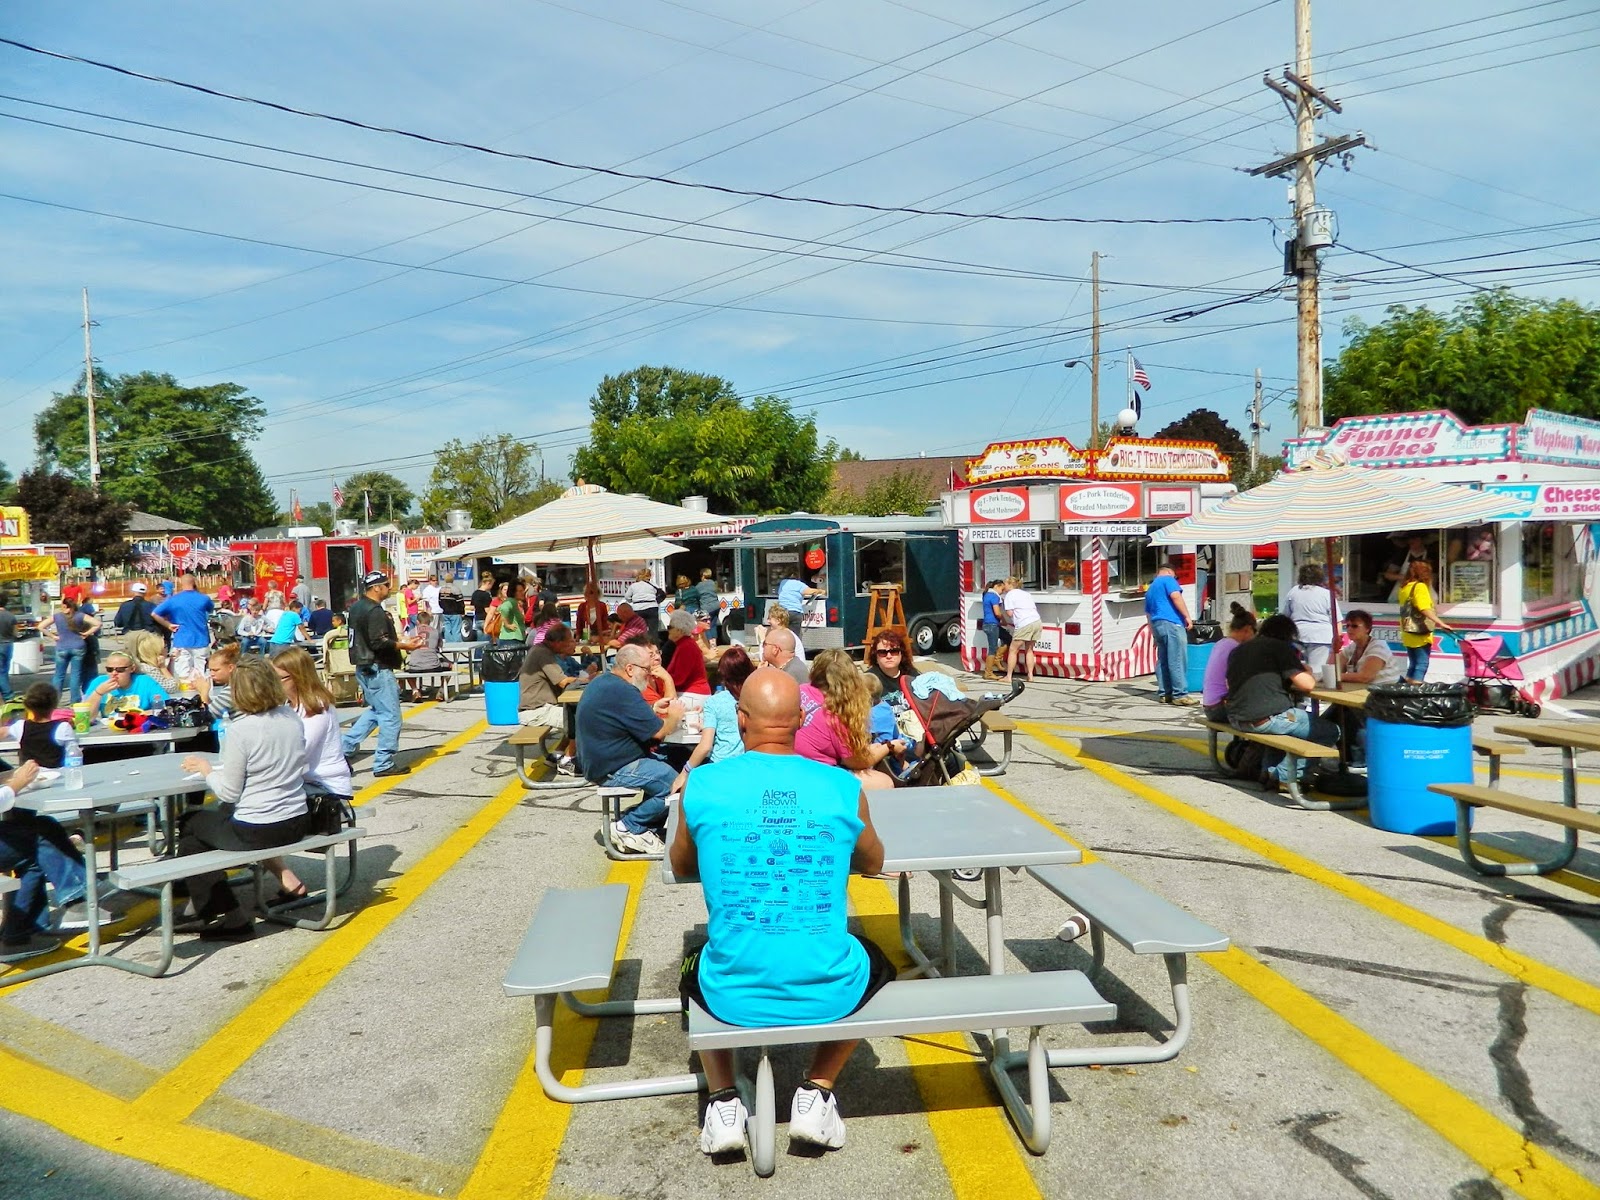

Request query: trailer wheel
[
  {"left": 910, "top": 619, "right": 937, "bottom": 654},
  {"left": 940, "top": 618, "right": 961, "bottom": 651}
]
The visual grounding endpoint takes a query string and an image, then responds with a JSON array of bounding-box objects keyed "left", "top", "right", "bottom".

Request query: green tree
[
  {"left": 1324, "top": 290, "right": 1600, "bottom": 424},
  {"left": 15, "top": 469, "right": 134, "bottom": 567},
  {"left": 339, "top": 471, "right": 415, "bottom": 523},
  {"left": 1150, "top": 408, "right": 1252, "bottom": 483},
  {"left": 822, "top": 468, "right": 940, "bottom": 517},
  {"left": 571, "top": 368, "right": 835, "bottom": 513},
  {"left": 33, "top": 370, "right": 278, "bottom": 533},
  {"left": 836, "top": 448, "right": 865, "bottom": 462},
  {"left": 419, "top": 434, "right": 563, "bottom": 529},
  {"left": 0, "top": 460, "right": 14, "bottom": 503},
  {"left": 278, "top": 500, "right": 335, "bottom": 531}
]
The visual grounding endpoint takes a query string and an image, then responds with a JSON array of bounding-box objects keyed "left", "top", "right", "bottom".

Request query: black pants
[{"left": 177, "top": 805, "right": 309, "bottom": 918}]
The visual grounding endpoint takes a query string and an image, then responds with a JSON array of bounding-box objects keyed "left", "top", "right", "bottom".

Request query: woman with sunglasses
[
  {"left": 864, "top": 628, "right": 918, "bottom": 697},
  {"left": 84, "top": 651, "right": 169, "bottom": 718}
]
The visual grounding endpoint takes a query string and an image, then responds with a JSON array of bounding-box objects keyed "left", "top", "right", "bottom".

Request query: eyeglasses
[
  {"left": 108, "top": 664, "right": 133, "bottom": 673},
  {"left": 874, "top": 648, "right": 901, "bottom": 657}
]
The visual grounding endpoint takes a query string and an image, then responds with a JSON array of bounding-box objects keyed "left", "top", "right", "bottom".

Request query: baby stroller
[
  {"left": 1458, "top": 634, "right": 1541, "bottom": 718},
  {"left": 898, "top": 679, "right": 1025, "bottom": 786}
]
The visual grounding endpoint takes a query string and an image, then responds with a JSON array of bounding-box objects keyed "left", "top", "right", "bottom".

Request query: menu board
[
  {"left": 983, "top": 544, "right": 1010, "bottom": 584},
  {"left": 1449, "top": 560, "right": 1492, "bottom": 604}
]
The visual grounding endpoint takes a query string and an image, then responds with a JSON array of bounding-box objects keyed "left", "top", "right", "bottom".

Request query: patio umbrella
[
  {"left": 1151, "top": 453, "right": 1530, "bottom": 688},
  {"left": 431, "top": 484, "right": 723, "bottom": 580},
  {"left": 507, "top": 536, "right": 686, "bottom": 566}
]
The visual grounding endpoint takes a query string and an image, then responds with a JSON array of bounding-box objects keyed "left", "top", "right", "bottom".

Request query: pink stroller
[{"left": 1458, "top": 634, "right": 1541, "bottom": 718}]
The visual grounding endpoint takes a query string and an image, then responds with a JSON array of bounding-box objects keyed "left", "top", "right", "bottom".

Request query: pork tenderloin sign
[
  {"left": 1059, "top": 484, "right": 1140, "bottom": 520},
  {"left": 970, "top": 487, "right": 1031, "bottom": 523}
]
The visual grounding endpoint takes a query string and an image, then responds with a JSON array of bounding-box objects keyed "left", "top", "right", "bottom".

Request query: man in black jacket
[
  {"left": 113, "top": 583, "right": 159, "bottom": 634},
  {"left": 339, "top": 571, "right": 420, "bottom": 777}
]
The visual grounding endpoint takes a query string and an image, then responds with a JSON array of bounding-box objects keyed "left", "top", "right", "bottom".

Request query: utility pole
[
  {"left": 1249, "top": 369, "right": 1265, "bottom": 476},
  {"left": 1250, "top": 0, "right": 1367, "bottom": 435},
  {"left": 81, "top": 287, "right": 101, "bottom": 492},
  {"left": 1089, "top": 250, "right": 1101, "bottom": 448}
]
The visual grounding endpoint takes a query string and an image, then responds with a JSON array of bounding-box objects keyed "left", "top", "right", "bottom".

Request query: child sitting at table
[
  {"left": 863, "top": 674, "right": 917, "bottom": 783},
  {"left": 4, "top": 683, "right": 74, "bottom": 768}
]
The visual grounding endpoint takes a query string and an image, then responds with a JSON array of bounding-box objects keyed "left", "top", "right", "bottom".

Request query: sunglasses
[
  {"left": 108, "top": 665, "right": 133, "bottom": 673},
  {"left": 874, "top": 648, "right": 901, "bottom": 657}
]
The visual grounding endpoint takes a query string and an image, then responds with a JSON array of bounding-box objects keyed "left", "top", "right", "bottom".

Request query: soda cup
[{"left": 72, "top": 702, "right": 92, "bottom": 733}]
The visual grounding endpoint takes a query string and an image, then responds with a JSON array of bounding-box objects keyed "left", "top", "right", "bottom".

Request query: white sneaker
[
  {"left": 789, "top": 1084, "right": 846, "bottom": 1149},
  {"left": 611, "top": 821, "right": 664, "bottom": 856},
  {"left": 700, "top": 1093, "right": 748, "bottom": 1154}
]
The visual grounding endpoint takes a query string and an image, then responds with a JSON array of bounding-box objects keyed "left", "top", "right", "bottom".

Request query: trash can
[
  {"left": 1364, "top": 683, "right": 1474, "bottom": 835},
  {"left": 481, "top": 642, "right": 526, "bottom": 727},
  {"left": 1185, "top": 641, "right": 1214, "bottom": 696}
]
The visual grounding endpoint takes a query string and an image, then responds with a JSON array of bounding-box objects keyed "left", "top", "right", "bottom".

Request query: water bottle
[{"left": 64, "top": 732, "right": 84, "bottom": 791}]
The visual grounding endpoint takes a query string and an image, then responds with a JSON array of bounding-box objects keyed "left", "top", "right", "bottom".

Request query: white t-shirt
[
  {"left": 299, "top": 706, "right": 354, "bottom": 795},
  {"left": 1003, "top": 588, "right": 1041, "bottom": 628},
  {"left": 624, "top": 580, "right": 660, "bottom": 611},
  {"left": 1339, "top": 636, "right": 1403, "bottom": 686},
  {"left": 420, "top": 583, "right": 441, "bottom": 614},
  {"left": 5, "top": 719, "right": 73, "bottom": 751}
]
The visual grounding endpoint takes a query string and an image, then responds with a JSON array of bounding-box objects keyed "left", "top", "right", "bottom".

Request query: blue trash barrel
[
  {"left": 483, "top": 681, "right": 521, "bottom": 726},
  {"left": 481, "top": 642, "right": 527, "bottom": 728},
  {"left": 1364, "top": 683, "right": 1474, "bottom": 835},
  {"left": 1185, "top": 641, "right": 1213, "bottom": 697}
]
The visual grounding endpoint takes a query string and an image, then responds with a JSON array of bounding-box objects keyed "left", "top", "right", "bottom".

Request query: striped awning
[
  {"left": 432, "top": 485, "right": 724, "bottom": 561},
  {"left": 1150, "top": 456, "right": 1530, "bottom": 545}
]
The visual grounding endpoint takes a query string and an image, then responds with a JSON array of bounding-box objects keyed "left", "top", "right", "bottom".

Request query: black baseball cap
[{"left": 362, "top": 570, "right": 390, "bottom": 588}]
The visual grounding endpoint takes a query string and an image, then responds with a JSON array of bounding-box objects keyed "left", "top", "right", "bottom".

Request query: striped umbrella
[
  {"left": 505, "top": 536, "right": 687, "bottom": 566},
  {"left": 431, "top": 484, "right": 723, "bottom": 578},
  {"left": 1150, "top": 455, "right": 1528, "bottom": 546}
]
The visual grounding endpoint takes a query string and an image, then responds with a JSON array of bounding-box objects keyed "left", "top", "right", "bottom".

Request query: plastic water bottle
[{"left": 64, "top": 732, "right": 84, "bottom": 791}]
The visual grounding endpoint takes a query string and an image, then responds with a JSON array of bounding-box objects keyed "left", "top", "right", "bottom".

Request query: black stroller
[{"left": 896, "top": 679, "right": 1025, "bottom": 786}]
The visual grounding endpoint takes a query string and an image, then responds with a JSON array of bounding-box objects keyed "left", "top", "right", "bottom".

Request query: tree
[
  {"left": 339, "top": 471, "right": 414, "bottom": 523},
  {"left": 571, "top": 368, "right": 836, "bottom": 514},
  {"left": 836, "top": 448, "right": 865, "bottom": 462},
  {"left": 0, "top": 460, "right": 13, "bottom": 504},
  {"left": 1150, "top": 408, "right": 1252, "bottom": 484},
  {"left": 277, "top": 501, "right": 335, "bottom": 531},
  {"left": 15, "top": 469, "right": 134, "bottom": 567},
  {"left": 1324, "top": 290, "right": 1600, "bottom": 424},
  {"left": 33, "top": 370, "right": 278, "bottom": 533},
  {"left": 822, "top": 468, "right": 940, "bottom": 517},
  {"left": 420, "top": 434, "right": 563, "bottom": 529}
]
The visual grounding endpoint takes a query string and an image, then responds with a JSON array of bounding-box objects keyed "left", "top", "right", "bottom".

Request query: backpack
[
  {"left": 482, "top": 603, "right": 504, "bottom": 639},
  {"left": 1223, "top": 736, "right": 1266, "bottom": 781}
]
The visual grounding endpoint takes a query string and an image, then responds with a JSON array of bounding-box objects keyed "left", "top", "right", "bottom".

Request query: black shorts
[{"left": 680, "top": 935, "right": 898, "bottom": 1027}]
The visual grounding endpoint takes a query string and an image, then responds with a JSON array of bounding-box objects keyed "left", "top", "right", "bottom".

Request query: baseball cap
[
  {"left": 131, "top": 582, "right": 148, "bottom": 594},
  {"left": 362, "top": 570, "right": 390, "bottom": 588}
]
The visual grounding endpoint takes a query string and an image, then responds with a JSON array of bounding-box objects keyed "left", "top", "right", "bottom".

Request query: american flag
[
  {"left": 1131, "top": 357, "right": 1152, "bottom": 391},
  {"left": 332, "top": 479, "right": 345, "bottom": 509}
]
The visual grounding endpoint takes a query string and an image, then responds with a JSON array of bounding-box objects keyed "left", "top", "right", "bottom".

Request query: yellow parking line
[
  {"left": 134, "top": 720, "right": 498, "bottom": 1123},
  {"left": 460, "top": 859, "right": 650, "bottom": 1200},
  {"left": 848, "top": 879, "right": 1044, "bottom": 1200},
  {"left": 1205, "top": 947, "right": 1600, "bottom": 1200},
  {"left": 1020, "top": 721, "right": 1600, "bottom": 1017}
]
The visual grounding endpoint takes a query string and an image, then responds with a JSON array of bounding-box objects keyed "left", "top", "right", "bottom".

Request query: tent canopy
[
  {"left": 433, "top": 484, "right": 724, "bottom": 561},
  {"left": 504, "top": 537, "right": 685, "bottom": 566},
  {"left": 1150, "top": 455, "right": 1529, "bottom": 546}
]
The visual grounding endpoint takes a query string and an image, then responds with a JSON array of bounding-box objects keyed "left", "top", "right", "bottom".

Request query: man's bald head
[
  {"left": 763, "top": 626, "right": 796, "bottom": 665},
  {"left": 739, "top": 667, "right": 802, "bottom": 752}
]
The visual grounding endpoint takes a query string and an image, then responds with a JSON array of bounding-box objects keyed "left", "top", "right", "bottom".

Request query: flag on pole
[
  {"left": 363, "top": 490, "right": 372, "bottom": 524},
  {"left": 1131, "top": 357, "right": 1152, "bottom": 391},
  {"left": 332, "top": 479, "right": 345, "bottom": 510},
  {"left": 291, "top": 490, "right": 303, "bottom": 524}
]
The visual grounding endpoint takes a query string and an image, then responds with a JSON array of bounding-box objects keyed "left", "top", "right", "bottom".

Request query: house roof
[
  {"left": 831, "top": 456, "right": 968, "bottom": 497},
  {"left": 124, "top": 511, "right": 203, "bottom": 534}
]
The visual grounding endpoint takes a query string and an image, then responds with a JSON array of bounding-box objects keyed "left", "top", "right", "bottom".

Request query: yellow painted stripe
[
  {"left": 0, "top": 1043, "right": 421, "bottom": 1200},
  {"left": 135, "top": 719, "right": 499, "bottom": 1123},
  {"left": 1204, "top": 946, "right": 1600, "bottom": 1200},
  {"left": 848, "top": 878, "right": 1044, "bottom": 1200},
  {"left": 460, "top": 859, "right": 649, "bottom": 1200},
  {"left": 1020, "top": 721, "right": 1600, "bottom": 1016}
]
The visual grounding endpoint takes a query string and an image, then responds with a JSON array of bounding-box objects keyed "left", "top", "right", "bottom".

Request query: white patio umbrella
[
  {"left": 431, "top": 484, "right": 724, "bottom": 579},
  {"left": 507, "top": 537, "right": 686, "bottom": 566},
  {"left": 1151, "top": 453, "right": 1529, "bottom": 688}
]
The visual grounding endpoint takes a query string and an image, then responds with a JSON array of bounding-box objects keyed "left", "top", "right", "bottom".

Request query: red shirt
[{"left": 666, "top": 636, "right": 712, "bottom": 695}]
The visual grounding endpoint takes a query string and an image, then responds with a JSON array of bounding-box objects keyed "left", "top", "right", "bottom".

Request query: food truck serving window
[
  {"left": 1345, "top": 526, "right": 1499, "bottom": 607},
  {"left": 756, "top": 547, "right": 804, "bottom": 596},
  {"left": 1108, "top": 536, "right": 1163, "bottom": 593},
  {"left": 1043, "top": 529, "right": 1079, "bottom": 591},
  {"left": 855, "top": 539, "right": 905, "bottom": 594},
  {"left": 1523, "top": 520, "right": 1579, "bottom": 608}
]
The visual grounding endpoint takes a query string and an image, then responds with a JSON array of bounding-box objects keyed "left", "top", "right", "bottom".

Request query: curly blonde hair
[{"left": 808, "top": 649, "right": 871, "bottom": 758}]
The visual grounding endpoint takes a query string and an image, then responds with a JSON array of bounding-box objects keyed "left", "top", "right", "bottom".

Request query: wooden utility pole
[
  {"left": 1250, "top": 0, "right": 1366, "bottom": 435},
  {"left": 81, "top": 287, "right": 101, "bottom": 491},
  {"left": 1089, "top": 251, "right": 1101, "bottom": 448}
]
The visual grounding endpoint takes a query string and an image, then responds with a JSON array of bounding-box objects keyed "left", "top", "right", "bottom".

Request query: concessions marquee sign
[{"left": 962, "top": 436, "right": 1230, "bottom": 486}]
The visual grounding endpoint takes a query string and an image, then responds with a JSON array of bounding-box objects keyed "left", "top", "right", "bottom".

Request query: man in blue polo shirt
[
  {"left": 1144, "top": 559, "right": 1195, "bottom": 705},
  {"left": 152, "top": 573, "right": 214, "bottom": 680},
  {"left": 575, "top": 643, "right": 683, "bottom": 855}
]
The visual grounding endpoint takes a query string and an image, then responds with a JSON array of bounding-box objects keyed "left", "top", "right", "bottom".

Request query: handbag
[
  {"left": 305, "top": 790, "right": 356, "bottom": 836},
  {"left": 482, "top": 603, "right": 504, "bottom": 639},
  {"left": 1398, "top": 584, "right": 1435, "bottom": 636}
]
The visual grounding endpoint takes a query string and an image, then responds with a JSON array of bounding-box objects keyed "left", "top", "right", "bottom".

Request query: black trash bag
[
  {"left": 1188, "top": 621, "right": 1223, "bottom": 644},
  {"left": 1364, "top": 682, "right": 1473, "bottom": 728},
  {"left": 481, "top": 642, "right": 526, "bottom": 684}
]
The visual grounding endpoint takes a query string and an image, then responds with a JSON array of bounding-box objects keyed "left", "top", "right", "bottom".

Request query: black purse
[{"left": 305, "top": 790, "right": 356, "bottom": 836}]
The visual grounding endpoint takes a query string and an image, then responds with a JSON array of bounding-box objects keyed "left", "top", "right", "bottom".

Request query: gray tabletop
[
  {"left": 12, "top": 753, "right": 219, "bottom": 816},
  {"left": 0, "top": 723, "right": 205, "bottom": 756},
  {"left": 663, "top": 784, "right": 1080, "bottom": 883}
]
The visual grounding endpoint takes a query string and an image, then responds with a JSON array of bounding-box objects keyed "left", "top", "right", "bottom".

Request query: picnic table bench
[
  {"left": 106, "top": 824, "right": 366, "bottom": 977},
  {"left": 506, "top": 884, "right": 1117, "bottom": 1176},
  {"left": 1200, "top": 720, "right": 1351, "bottom": 810},
  {"left": 1470, "top": 732, "right": 1526, "bottom": 786},
  {"left": 394, "top": 668, "right": 458, "bottom": 702}
]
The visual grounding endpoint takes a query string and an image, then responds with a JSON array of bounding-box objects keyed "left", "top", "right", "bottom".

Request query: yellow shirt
[{"left": 1398, "top": 581, "right": 1435, "bottom": 649}]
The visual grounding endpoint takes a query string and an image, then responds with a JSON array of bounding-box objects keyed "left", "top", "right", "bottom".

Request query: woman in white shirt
[
  {"left": 266, "top": 647, "right": 353, "bottom": 904},
  {"left": 1282, "top": 563, "right": 1336, "bottom": 675},
  {"left": 178, "top": 657, "right": 309, "bottom": 939},
  {"left": 623, "top": 569, "right": 662, "bottom": 638},
  {"left": 1001, "top": 577, "right": 1042, "bottom": 684}
]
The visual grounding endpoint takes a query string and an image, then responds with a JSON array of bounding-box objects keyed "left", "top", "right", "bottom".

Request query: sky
[{"left": 2, "top": 0, "right": 1597, "bottom": 515}]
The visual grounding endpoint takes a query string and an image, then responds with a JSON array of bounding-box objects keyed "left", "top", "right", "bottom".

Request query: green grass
[{"left": 1251, "top": 573, "right": 1277, "bottom": 616}]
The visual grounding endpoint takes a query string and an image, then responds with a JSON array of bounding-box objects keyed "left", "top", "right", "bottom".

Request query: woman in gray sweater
[{"left": 178, "top": 657, "right": 309, "bottom": 938}]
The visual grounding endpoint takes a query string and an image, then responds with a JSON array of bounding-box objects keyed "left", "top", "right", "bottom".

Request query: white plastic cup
[{"left": 1322, "top": 664, "right": 1338, "bottom": 688}]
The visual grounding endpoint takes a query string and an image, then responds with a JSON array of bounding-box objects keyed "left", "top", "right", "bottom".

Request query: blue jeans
[
  {"left": 441, "top": 614, "right": 462, "bottom": 644},
  {"left": 1233, "top": 708, "right": 1340, "bottom": 782},
  {"left": 0, "top": 640, "right": 12, "bottom": 700},
  {"left": 1405, "top": 644, "right": 1431, "bottom": 683},
  {"left": 604, "top": 756, "right": 678, "bottom": 834},
  {"left": 52, "top": 647, "right": 85, "bottom": 703},
  {"left": 342, "top": 665, "right": 402, "bottom": 770},
  {"left": 0, "top": 812, "right": 87, "bottom": 940},
  {"left": 983, "top": 624, "right": 1012, "bottom": 656},
  {"left": 1152, "top": 620, "right": 1188, "bottom": 698}
]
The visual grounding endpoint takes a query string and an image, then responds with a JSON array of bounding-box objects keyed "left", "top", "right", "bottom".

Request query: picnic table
[
  {"left": 4, "top": 753, "right": 218, "bottom": 987},
  {"left": 0, "top": 722, "right": 206, "bottom": 761},
  {"left": 440, "top": 641, "right": 483, "bottom": 690}
]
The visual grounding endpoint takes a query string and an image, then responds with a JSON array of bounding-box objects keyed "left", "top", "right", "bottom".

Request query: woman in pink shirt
[{"left": 795, "top": 650, "right": 894, "bottom": 791}]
